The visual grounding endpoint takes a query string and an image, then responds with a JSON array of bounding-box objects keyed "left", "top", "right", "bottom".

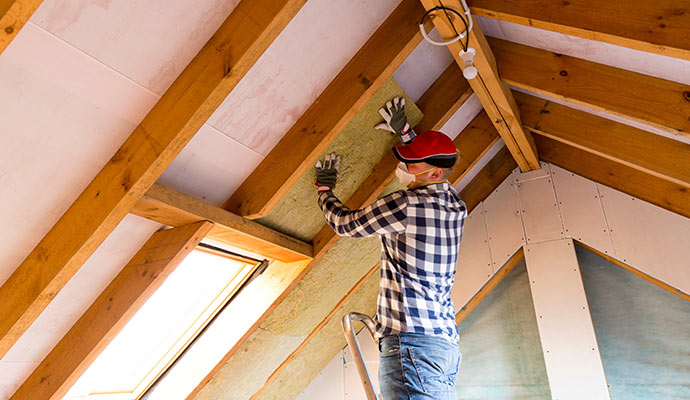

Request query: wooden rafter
[
  {"left": 0, "top": 0, "right": 42, "bottom": 55},
  {"left": 469, "top": 0, "right": 690, "bottom": 61},
  {"left": 131, "top": 184, "right": 312, "bottom": 262},
  {"left": 0, "top": 0, "right": 306, "bottom": 359},
  {"left": 11, "top": 221, "right": 213, "bottom": 400},
  {"left": 490, "top": 37, "right": 690, "bottom": 138},
  {"left": 516, "top": 92, "right": 690, "bottom": 194},
  {"left": 448, "top": 110, "right": 501, "bottom": 185},
  {"left": 419, "top": 0, "right": 540, "bottom": 172},
  {"left": 535, "top": 135, "right": 690, "bottom": 220},
  {"left": 458, "top": 144, "right": 517, "bottom": 213},
  {"left": 223, "top": 0, "right": 428, "bottom": 219},
  {"left": 313, "top": 62, "right": 473, "bottom": 256}
]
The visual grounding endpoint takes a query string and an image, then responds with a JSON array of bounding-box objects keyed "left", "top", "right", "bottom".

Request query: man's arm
[{"left": 317, "top": 190, "right": 408, "bottom": 238}]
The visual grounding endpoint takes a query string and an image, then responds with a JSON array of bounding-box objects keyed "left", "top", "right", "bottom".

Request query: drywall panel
[
  {"left": 598, "top": 185, "right": 690, "bottom": 294},
  {"left": 514, "top": 160, "right": 550, "bottom": 182},
  {"left": 452, "top": 204, "right": 493, "bottom": 310},
  {"left": 577, "top": 247, "right": 690, "bottom": 400},
  {"left": 0, "top": 60, "right": 138, "bottom": 286},
  {"left": 516, "top": 167, "right": 565, "bottom": 244},
  {"left": 3, "top": 22, "right": 159, "bottom": 125},
  {"left": 208, "top": 0, "right": 402, "bottom": 156},
  {"left": 524, "top": 239, "right": 611, "bottom": 400},
  {"left": 456, "top": 260, "right": 550, "bottom": 399},
  {"left": 483, "top": 172, "right": 524, "bottom": 272},
  {"left": 0, "top": 215, "right": 161, "bottom": 396},
  {"left": 478, "top": 16, "right": 690, "bottom": 86},
  {"left": 32, "top": 0, "right": 241, "bottom": 94},
  {"left": 158, "top": 124, "right": 263, "bottom": 207},
  {"left": 296, "top": 353, "right": 344, "bottom": 400},
  {"left": 393, "top": 30, "right": 453, "bottom": 102},
  {"left": 550, "top": 165, "right": 614, "bottom": 255},
  {"left": 344, "top": 361, "right": 381, "bottom": 400}
]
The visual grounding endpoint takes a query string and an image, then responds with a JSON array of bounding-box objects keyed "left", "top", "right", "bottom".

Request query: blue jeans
[{"left": 378, "top": 333, "right": 461, "bottom": 400}]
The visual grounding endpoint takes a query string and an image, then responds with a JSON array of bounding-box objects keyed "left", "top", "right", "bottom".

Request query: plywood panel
[
  {"left": 598, "top": 185, "right": 690, "bottom": 294},
  {"left": 32, "top": 0, "right": 242, "bottom": 94},
  {"left": 158, "top": 124, "right": 263, "bottom": 207},
  {"left": 452, "top": 204, "right": 493, "bottom": 310},
  {"left": 516, "top": 171, "right": 564, "bottom": 244},
  {"left": 524, "top": 239, "right": 610, "bottom": 400},
  {"left": 483, "top": 172, "right": 524, "bottom": 272},
  {"left": 550, "top": 165, "right": 614, "bottom": 255},
  {"left": 208, "top": 0, "right": 402, "bottom": 156}
]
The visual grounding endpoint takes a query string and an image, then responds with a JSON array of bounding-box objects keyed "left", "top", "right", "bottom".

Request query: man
[{"left": 315, "top": 97, "right": 466, "bottom": 399}]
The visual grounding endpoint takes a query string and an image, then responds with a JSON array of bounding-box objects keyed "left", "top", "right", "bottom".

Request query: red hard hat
[{"left": 393, "top": 130, "right": 457, "bottom": 168}]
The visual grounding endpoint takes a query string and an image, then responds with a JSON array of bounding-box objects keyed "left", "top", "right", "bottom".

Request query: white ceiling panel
[
  {"left": 207, "top": 0, "right": 402, "bottom": 156},
  {"left": 31, "top": 0, "right": 241, "bottom": 94},
  {"left": 159, "top": 123, "right": 264, "bottom": 206}
]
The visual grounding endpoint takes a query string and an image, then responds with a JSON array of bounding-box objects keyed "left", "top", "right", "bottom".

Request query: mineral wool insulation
[{"left": 192, "top": 79, "right": 422, "bottom": 400}]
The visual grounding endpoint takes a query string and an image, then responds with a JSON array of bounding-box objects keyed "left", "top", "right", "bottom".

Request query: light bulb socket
[{"left": 459, "top": 47, "right": 477, "bottom": 79}]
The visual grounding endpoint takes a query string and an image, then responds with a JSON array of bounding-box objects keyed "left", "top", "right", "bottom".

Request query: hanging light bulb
[{"left": 459, "top": 47, "right": 477, "bottom": 79}]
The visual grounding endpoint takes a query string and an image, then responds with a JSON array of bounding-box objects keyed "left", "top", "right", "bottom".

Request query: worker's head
[{"left": 393, "top": 130, "right": 458, "bottom": 188}]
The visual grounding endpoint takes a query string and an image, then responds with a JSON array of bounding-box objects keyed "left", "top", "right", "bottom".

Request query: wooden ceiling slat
[
  {"left": 131, "top": 184, "right": 313, "bottom": 262},
  {"left": 0, "top": 0, "right": 306, "bottom": 359},
  {"left": 0, "top": 0, "right": 43, "bottom": 55},
  {"left": 516, "top": 92, "right": 690, "bottom": 192},
  {"left": 419, "top": 0, "right": 540, "bottom": 172},
  {"left": 490, "top": 37, "right": 690, "bottom": 138},
  {"left": 223, "top": 0, "right": 428, "bottom": 219},
  {"left": 11, "top": 222, "right": 213, "bottom": 400},
  {"left": 469, "top": 0, "right": 690, "bottom": 61}
]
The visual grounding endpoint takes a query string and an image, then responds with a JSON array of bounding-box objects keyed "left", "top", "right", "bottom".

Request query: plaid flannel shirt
[{"left": 318, "top": 182, "right": 466, "bottom": 344}]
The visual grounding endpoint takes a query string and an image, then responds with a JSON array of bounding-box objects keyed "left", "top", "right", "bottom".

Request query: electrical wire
[{"left": 419, "top": 5, "right": 470, "bottom": 51}]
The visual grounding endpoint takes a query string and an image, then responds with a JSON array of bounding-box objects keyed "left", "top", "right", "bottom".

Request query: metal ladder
[{"left": 341, "top": 312, "right": 380, "bottom": 400}]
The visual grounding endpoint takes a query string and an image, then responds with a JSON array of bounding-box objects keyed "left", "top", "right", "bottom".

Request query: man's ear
[{"left": 430, "top": 167, "right": 443, "bottom": 179}]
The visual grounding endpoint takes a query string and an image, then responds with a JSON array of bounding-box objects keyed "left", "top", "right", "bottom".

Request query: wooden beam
[
  {"left": 419, "top": 0, "right": 540, "bottom": 172},
  {"left": 456, "top": 247, "right": 524, "bottom": 323},
  {"left": 448, "top": 110, "right": 501, "bottom": 185},
  {"left": 534, "top": 135, "right": 690, "bottom": 220},
  {"left": 312, "top": 62, "right": 473, "bottom": 256},
  {"left": 0, "top": 0, "right": 306, "bottom": 359},
  {"left": 516, "top": 92, "right": 690, "bottom": 191},
  {"left": 469, "top": 0, "right": 690, "bottom": 61},
  {"left": 575, "top": 241, "right": 689, "bottom": 302},
  {"left": 490, "top": 37, "right": 690, "bottom": 138},
  {"left": 223, "top": 0, "right": 428, "bottom": 218},
  {"left": 0, "top": 0, "right": 42, "bottom": 55},
  {"left": 11, "top": 221, "right": 213, "bottom": 400},
  {"left": 458, "top": 145, "right": 517, "bottom": 213},
  {"left": 131, "top": 184, "right": 312, "bottom": 262}
]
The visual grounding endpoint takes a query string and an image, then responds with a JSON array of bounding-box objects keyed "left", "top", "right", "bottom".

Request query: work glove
[
  {"left": 375, "top": 96, "right": 416, "bottom": 144},
  {"left": 315, "top": 153, "right": 340, "bottom": 193}
]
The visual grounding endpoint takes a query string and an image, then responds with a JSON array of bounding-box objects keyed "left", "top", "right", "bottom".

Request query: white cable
[{"left": 419, "top": 1, "right": 473, "bottom": 47}]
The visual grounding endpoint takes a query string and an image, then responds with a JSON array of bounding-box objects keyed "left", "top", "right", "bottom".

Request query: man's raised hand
[
  {"left": 315, "top": 153, "right": 341, "bottom": 193},
  {"left": 375, "top": 96, "right": 416, "bottom": 144}
]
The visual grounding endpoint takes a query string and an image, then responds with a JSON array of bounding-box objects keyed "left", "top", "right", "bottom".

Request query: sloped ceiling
[{"left": 0, "top": 0, "right": 689, "bottom": 398}]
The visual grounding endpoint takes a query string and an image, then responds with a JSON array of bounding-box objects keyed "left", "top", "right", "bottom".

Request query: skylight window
[{"left": 63, "top": 247, "right": 261, "bottom": 400}]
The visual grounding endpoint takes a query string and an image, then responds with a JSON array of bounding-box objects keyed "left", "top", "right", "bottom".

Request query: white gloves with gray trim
[{"left": 375, "top": 96, "right": 416, "bottom": 144}]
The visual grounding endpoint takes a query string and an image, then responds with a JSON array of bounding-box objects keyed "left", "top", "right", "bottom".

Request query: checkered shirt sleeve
[{"left": 318, "top": 183, "right": 466, "bottom": 344}]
